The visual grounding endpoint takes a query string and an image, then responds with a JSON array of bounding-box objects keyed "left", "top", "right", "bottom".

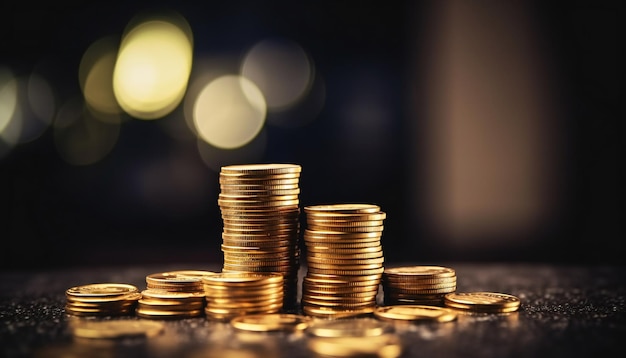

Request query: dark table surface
[{"left": 1, "top": 262, "right": 625, "bottom": 358}]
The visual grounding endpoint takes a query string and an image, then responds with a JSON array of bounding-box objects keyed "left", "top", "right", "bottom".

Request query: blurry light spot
[
  {"left": 3, "top": 73, "right": 55, "bottom": 144},
  {"left": 0, "top": 67, "right": 18, "bottom": 135},
  {"left": 79, "top": 36, "right": 123, "bottom": 117},
  {"left": 113, "top": 14, "right": 193, "bottom": 120},
  {"left": 193, "top": 75, "right": 266, "bottom": 149},
  {"left": 54, "top": 96, "right": 120, "bottom": 166},
  {"left": 241, "top": 37, "right": 312, "bottom": 111},
  {"left": 197, "top": 128, "right": 267, "bottom": 172},
  {"left": 184, "top": 55, "right": 240, "bottom": 138}
]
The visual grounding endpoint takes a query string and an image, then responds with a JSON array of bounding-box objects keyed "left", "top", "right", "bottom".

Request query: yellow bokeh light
[
  {"left": 53, "top": 96, "right": 120, "bottom": 166},
  {"left": 79, "top": 36, "right": 123, "bottom": 117},
  {"left": 241, "top": 37, "right": 313, "bottom": 111},
  {"left": 113, "top": 13, "right": 193, "bottom": 120},
  {"left": 193, "top": 75, "right": 266, "bottom": 149},
  {"left": 0, "top": 67, "right": 18, "bottom": 135}
]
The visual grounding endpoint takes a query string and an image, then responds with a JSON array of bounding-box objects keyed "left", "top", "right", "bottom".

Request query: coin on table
[
  {"left": 230, "top": 313, "right": 312, "bottom": 332},
  {"left": 305, "top": 317, "right": 394, "bottom": 338},
  {"left": 374, "top": 305, "right": 457, "bottom": 323},
  {"left": 444, "top": 292, "right": 521, "bottom": 313},
  {"left": 70, "top": 319, "right": 164, "bottom": 339}
]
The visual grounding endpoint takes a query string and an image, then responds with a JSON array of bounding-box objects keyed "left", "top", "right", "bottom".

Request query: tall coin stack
[
  {"left": 218, "top": 163, "right": 302, "bottom": 309},
  {"left": 382, "top": 265, "right": 457, "bottom": 306},
  {"left": 301, "top": 204, "right": 386, "bottom": 319}
]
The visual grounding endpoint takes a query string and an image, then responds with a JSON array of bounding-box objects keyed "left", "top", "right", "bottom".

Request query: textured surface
[{"left": 1, "top": 262, "right": 625, "bottom": 357}]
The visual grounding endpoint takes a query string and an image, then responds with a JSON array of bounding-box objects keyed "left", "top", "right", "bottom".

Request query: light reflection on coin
[{"left": 70, "top": 319, "right": 164, "bottom": 339}]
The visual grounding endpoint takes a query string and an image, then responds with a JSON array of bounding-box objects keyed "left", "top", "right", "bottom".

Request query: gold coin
[
  {"left": 374, "top": 305, "right": 457, "bottom": 322},
  {"left": 305, "top": 241, "right": 382, "bottom": 249},
  {"left": 305, "top": 317, "right": 393, "bottom": 338},
  {"left": 64, "top": 305, "right": 134, "bottom": 316},
  {"left": 230, "top": 313, "right": 311, "bottom": 332},
  {"left": 66, "top": 283, "right": 138, "bottom": 298},
  {"left": 305, "top": 212, "right": 387, "bottom": 221},
  {"left": 65, "top": 292, "right": 142, "bottom": 303},
  {"left": 304, "top": 274, "right": 381, "bottom": 285},
  {"left": 146, "top": 270, "right": 216, "bottom": 285},
  {"left": 302, "top": 305, "right": 376, "bottom": 318},
  {"left": 136, "top": 308, "right": 204, "bottom": 319},
  {"left": 306, "top": 267, "right": 384, "bottom": 276},
  {"left": 70, "top": 319, "right": 164, "bottom": 338},
  {"left": 306, "top": 256, "right": 384, "bottom": 266},
  {"left": 307, "top": 334, "right": 403, "bottom": 358},
  {"left": 220, "top": 163, "right": 302, "bottom": 174},
  {"left": 383, "top": 266, "right": 456, "bottom": 278},
  {"left": 306, "top": 224, "right": 384, "bottom": 233},
  {"left": 220, "top": 182, "right": 300, "bottom": 190},
  {"left": 444, "top": 292, "right": 521, "bottom": 312},
  {"left": 304, "top": 230, "right": 382, "bottom": 239},
  {"left": 201, "top": 272, "right": 284, "bottom": 286},
  {"left": 304, "top": 204, "right": 381, "bottom": 214},
  {"left": 140, "top": 289, "right": 205, "bottom": 300},
  {"left": 306, "top": 219, "right": 385, "bottom": 227}
]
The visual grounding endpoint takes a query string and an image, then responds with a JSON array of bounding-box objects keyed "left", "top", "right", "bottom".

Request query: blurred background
[{"left": 1, "top": 0, "right": 623, "bottom": 269}]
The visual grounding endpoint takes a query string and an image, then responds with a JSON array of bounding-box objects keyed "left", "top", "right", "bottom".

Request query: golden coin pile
[
  {"left": 202, "top": 272, "right": 284, "bottom": 321},
  {"left": 444, "top": 292, "right": 521, "bottom": 313},
  {"left": 301, "top": 204, "right": 386, "bottom": 318},
  {"left": 136, "top": 270, "right": 215, "bottom": 319},
  {"left": 218, "top": 163, "right": 302, "bottom": 308},
  {"left": 382, "top": 265, "right": 457, "bottom": 306},
  {"left": 65, "top": 283, "right": 141, "bottom": 317}
]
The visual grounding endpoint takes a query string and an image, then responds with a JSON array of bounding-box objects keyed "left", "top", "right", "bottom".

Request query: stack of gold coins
[
  {"left": 137, "top": 270, "right": 216, "bottom": 319},
  {"left": 202, "top": 272, "right": 284, "bottom": 321},
  {"left": 65, "top": 283, "right": 141, "bottom": 317},
  {"left": 382, "top": 265, "right": 457, "bottom": 306},
  {"left": 218, "top": 163, "right": 302, "bottom": 309},
  {"left": 444, "top": 292, "right": 521, "bottom": 313},
  {"left": 136, "top": 289, "right": 206, "bottom": 319},
  {"left": 301, "top": 204, "right": 386, "bottom": 319}
]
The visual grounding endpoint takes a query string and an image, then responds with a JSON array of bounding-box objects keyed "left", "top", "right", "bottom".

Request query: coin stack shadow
[
  {"left": 301, "top": 204, "right": 386, "bottom": 319},
  {"left": 218, "top": 164, "right": 302, "bottom": 309}
]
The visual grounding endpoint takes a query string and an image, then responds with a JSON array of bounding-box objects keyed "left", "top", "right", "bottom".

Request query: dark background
[{"left": 1, "top": 0, "right": 623, "bottom": 269}]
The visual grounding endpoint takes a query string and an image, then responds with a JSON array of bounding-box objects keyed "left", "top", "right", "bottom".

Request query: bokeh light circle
[{"left": 193, "top": 75, "right": 266, "bottom": 149}]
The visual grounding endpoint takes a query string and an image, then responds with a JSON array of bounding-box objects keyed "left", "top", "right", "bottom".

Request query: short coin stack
[
  {"left": 382, "top": 265, "right": 457, "bottom": 306},
  {"left": 302, "top": 204, "right": 386, "bottom": 318},
  {"left": 65, "top": 283, "right": 141, "bottom": 317},
  {"left": 136, "top": 270, "right": 215, "bottom": 319},
  {"left": 218, "top": 163, "right": 302, "bottom": 308},
  {"left": 202, "top": 272, "right": 284, "bottom": 321}
]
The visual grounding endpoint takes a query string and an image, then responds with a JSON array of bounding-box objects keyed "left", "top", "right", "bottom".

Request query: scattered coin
[
  {"left": 374, "top": 305, "right": 457, "bottom": 323},
  {"left": 230, "top": 313, "right": 312, "bottom": 332},
  {"left": 444, "top": 292, "right": 521, "bottom": 313}
]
